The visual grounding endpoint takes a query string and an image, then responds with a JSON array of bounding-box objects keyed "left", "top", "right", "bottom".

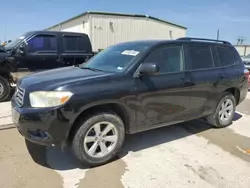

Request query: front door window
[
  {"left": 28, "top": 35, "right": 57, "bottom": 53},
  {"left": 143, "top": 46, "right": 184, "bottom": 73}
]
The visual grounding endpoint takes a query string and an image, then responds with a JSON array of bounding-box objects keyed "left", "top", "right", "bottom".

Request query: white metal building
[
  {"left": 234, "top": 44, "right": 250, "bottom": 57},
  {"left": 46, "top": 11, "right": 187, "bottom": 52}
]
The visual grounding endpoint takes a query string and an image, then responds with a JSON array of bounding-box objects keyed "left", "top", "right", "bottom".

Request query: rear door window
[
  {"left": 62, "top": 35, "right": 91, "bottom": 52},
  {"left": 216, "top": 47, "right": 235, "bottom": 67},
  {"left": 186, "top": 45, "right": 213, "bottom": 70},
  {"left": 211, "top": 47, "right": 221, "bottom": 67},
  {"left": 28, "top": 35, "right": 57, "bottom": 53}
]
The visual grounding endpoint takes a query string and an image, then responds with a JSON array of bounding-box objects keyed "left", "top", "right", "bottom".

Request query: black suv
[
  {"left": 11, "top": 37, "right": 249, "bottom": 166},
  {"left": 0, "top": 31, "right": 93, "bottom": 102}
]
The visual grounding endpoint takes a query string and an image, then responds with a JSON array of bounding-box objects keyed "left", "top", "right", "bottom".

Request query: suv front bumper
[{"left": 11, "top": 100, "right": 73, "bottom": 147}]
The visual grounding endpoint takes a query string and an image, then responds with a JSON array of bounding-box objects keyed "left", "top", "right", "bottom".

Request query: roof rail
[{"left": 177, "top": 37, "right": 231, "bottom": 45}]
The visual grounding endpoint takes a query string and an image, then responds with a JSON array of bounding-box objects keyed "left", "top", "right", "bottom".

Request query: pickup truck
[{"left": 0, "top": 31, "right": 94, "bottom": 102}]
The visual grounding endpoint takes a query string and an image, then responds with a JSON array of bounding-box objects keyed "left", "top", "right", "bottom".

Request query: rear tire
[
  {"left": 206, "top": 92, "right": 236, "bottom": 128},
  {"left": 0, "top": 76, "right": 10, "bottom": 102},
  {"left": 72, "top": 112, "right": 125, "bottom": 167}
]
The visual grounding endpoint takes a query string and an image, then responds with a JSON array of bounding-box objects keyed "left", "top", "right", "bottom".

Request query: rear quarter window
[
  {"left": 216, "top": 47, "right": 235, "bottom": 67},
  {"left": 211, "top": 47, "right": 221, "bottom": 67}
]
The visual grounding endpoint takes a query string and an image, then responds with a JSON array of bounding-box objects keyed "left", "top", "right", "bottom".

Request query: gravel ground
[{"left": 0, "top": 93, "right": 250, "bottom": 188}]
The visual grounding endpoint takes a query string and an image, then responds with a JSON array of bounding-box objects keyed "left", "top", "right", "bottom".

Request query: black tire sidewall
[
  {"left": 72, "top": 113, "right": 125, "bottom": 166},
  {"left": 0, "top": 76, "right": 10, "bottom": 102},
  {"left": 215, "top": 93, "right": 236, "bottom": 127}
]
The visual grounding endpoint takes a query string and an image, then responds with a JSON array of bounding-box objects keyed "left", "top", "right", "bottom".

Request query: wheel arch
[
  {"left": 224, "top": 87, "right": 240, "bottom": 105},
  {"left": 0, "top": 68, "right": 13, "bottom": 82},
  {"left": 0, "top": 67, "right": 12, "bottom": 79},
  {"left": 67, "top": 102, "right": 131, "bottom": 144}
]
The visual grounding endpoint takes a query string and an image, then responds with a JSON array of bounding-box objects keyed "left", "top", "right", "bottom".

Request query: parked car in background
[
  {"left": 242, "top": 53, "right": 250, "bottom": 71},
  {"left": 11, "top": 37, "right": 249, "bottom": 167},
  {"left": 0, "top": 31, "right": 93, "bottom": 102}
]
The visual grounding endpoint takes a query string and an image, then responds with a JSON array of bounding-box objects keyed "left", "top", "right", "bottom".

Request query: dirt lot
[{"left": 0, "top": 93, "right": 250, "bottom": 188}]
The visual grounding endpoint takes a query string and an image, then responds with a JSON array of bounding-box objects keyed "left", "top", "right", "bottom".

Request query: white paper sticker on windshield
[
  {"left": 19, "top": 36, "right": 25, "bottom": 39},
  {"left": 117, "top": 66, "right": 123, "bottom": 70},
  {"left": 121, "top": 50, "right": 139, "bottom": 56}
]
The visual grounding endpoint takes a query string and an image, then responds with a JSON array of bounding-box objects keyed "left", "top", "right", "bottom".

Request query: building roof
[
  {"left": 46, "top": 11, "right": 187, "bottom": 30},
  {"left": 234, "top": 44, "right": 250, "bottom": 47}
]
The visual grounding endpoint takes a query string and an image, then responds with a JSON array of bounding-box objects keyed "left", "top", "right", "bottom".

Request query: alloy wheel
[
  {"left": 219, "top": 98, "right": 234, "bottom": 122},
  {"left": 0, "top": 83, "right": 4, "bottom": 96},
  {"left": 83, "top": 121, "right": 118, "bottom": 158}
]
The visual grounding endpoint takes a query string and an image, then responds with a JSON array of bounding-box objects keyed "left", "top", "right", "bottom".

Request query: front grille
[{"left": 15, "top": 86, "right": 25, "bottom": 107}]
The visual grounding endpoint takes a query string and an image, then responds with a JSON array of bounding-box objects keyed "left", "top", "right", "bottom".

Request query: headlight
[{"left": 29, "top": 91, "right": 73, "bottom": 108}]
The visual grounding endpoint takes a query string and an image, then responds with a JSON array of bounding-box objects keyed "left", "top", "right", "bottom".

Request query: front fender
[
  {"left": 64, "top": 97, "right": 136, "bottom": 144},
  {"left": 70, "top": 99, "right": 132, "bottom": 125}
]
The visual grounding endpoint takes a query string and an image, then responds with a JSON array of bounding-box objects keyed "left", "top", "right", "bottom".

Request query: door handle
[
  {"left": 179, "top": 78, "right": 193, "bottom": 85},
  {"left": 218, "top": 74, "right": 225, "bottom": 79},
  {"left": 56, "top": 57, "right": 61, "bottom": 62},
  {"left": 179, "top": 78, "right": 185, "bottom": 84}
]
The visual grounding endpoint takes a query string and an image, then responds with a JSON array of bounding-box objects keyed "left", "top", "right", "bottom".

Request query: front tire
[
  {"left": 0, "top": 76, "right": 10, "bottom": 102},
  {"left": 72, "top": 112, "right": 125, "bottom": 167},
  {"left": 206, "top": 92, "right": 236, "bottom": 128}
]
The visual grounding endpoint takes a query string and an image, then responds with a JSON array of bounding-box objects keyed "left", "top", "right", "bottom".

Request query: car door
[
  {"left": 60, "top": 34, "right": 91, "bottom": 67},
  {"left": 184, "top": 44, "right": 224, "bottom": 117},
  {"left": 134, "top": 45, "right": 193, "bottom": 131},
  {"left": 25, "top": 34, "right": 60, "bottom": 73},
  {"left": 11, "top": 53, "right": 29, "bottom": 80}
]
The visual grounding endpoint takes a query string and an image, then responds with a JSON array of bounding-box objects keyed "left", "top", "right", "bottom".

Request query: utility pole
[
  {"left": 4, "top": 24, "right": 6, "bottom": 42},
  {"left": 216, "top": 29, "right": 220, "bottom": 41},
  {"left": 237, "top": 36, "right": 246, "bottom": 44}
]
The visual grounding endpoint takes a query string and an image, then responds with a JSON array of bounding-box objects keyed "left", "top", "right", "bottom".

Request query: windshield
[
  {"left": 81, "top": 42, "right": 152, "bottom": 73},
  {"left": 4, "top": 32, "right": 30, "bottom": 50}
]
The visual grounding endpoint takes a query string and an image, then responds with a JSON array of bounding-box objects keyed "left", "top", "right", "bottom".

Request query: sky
[{"left": 0, "top": 0, "right": 249, "bottom": 44}]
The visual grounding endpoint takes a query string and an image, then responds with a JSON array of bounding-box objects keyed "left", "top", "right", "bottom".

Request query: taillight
[
  {"left": 244, "top": 69, "right": 249, "bottom": 79},
  {"left": 244, "top": 69, "right": 250, "bottom": 87}
]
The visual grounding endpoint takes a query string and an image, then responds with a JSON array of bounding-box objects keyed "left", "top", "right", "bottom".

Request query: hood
[
  {"left": 0, "top": 46, "right": 6, "bottom": 52},
  {"left": 18, "top": 66, "right": 113, "bottom": 90}
]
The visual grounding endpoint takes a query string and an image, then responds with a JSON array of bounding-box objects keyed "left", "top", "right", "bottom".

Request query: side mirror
[
  {"left": 138, "top": 62, "right": 160, "bottom": 76},
  {"left": 18, "top": 43, "right": 27, "bottom": 56}
]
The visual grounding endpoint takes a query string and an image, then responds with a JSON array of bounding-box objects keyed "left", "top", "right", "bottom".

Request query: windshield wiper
[{"left": 80, "top": 66, "right": 103, "bottom": 72}]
